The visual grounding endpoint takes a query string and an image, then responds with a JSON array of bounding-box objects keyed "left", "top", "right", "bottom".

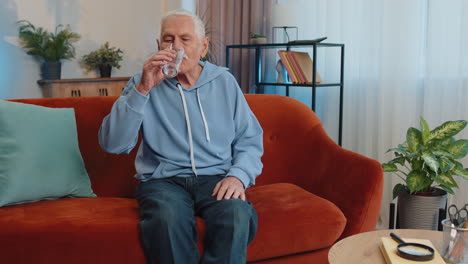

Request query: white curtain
[{"left": 267, "top": 0, "right": 468, "bottom": 229}]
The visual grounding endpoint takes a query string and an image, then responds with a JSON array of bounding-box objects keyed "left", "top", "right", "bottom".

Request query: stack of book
[{"left": 277, "top": 50, "right": 322, "bottom": 84}]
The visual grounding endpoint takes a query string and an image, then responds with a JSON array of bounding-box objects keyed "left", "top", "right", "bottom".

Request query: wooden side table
[
  {"left": 328, "top": 229, "right": 446, "bottom": 264},
  {"left": 38, "top": 77, "right": 130, "bottom": 98}
]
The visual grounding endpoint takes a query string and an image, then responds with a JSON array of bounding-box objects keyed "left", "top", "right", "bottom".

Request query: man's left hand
[{"left": 212, "top": 176, "right": 246, "bottom": 201}]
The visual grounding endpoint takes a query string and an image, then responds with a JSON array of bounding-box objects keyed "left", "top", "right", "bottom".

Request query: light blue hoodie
[{"left": 98, "top": 61, "right": 263, "bottom": 188}]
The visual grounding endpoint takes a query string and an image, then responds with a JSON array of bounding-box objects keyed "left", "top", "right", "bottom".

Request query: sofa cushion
[
  {"left": 0, "top": 198, "right": 146, "bottom": 264},
  {"left": 0, "top": 183, "right": 346, "bottom": 264},
  {"left": 245, "top": 183, "right": 347, "bottom": 261},
  {"left": 0, "top": 100, "right": 96, "bottom": 207}
]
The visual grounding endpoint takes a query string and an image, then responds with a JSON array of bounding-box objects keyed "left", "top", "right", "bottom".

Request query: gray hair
[{"left": 161, "top": 9, "right": 205, "bottom": 39}]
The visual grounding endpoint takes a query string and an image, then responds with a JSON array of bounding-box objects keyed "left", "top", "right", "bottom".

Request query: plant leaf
[
  {"left": 81, "top": 41, "right": 123, "bottom": 70},
  {"left": 420, "top": 117, "right": 430, "bottom": 144},
  {"left": 390, "top": 156, "right": 406, "bottom": 166},
  {"left": 406, "top": 170, "right": 431, "bottom": 193},
  {"left": 435, "top": 173, "right": 458, "bottom": 188},
  {"left": 392, "top": 183, "right": 406, "bottom": 200},
  {"left": 446, "top": 139, "right": 468, "bottom": 159},
  {"left": 432, "top": 150, "right": 453, "bottom": 159},
  {"left": 16, "top": 20, "right": 80, "bottom": 62},
  {"left": 430, "top": 137, "right": 455, "bottom": 150},
  {"left": 454, "top": 161, "right": 465, "bottom": 170},
  {"left": 382, "top": 163, "right": 398, "bottom": 172},
  {"left": 452, "top": 166, "right": 468, "bottom": 180},
  {"left": 386, "top": 144, "right": 408, "bottom": 155},
  {"left": 407, "top": 127, "right": 422, "bottom": 153},
  {"left": 422, "top": 154, "right": 440, "bottom": 174},
  {"left": 427, "top": 120, "right": 467, "bottom": 143},
  {"left": 438, "top": 157, "right": 454, "bottom": 173},
  {"left": 411, "top": 158, "right": 424, "bottom": 171}
]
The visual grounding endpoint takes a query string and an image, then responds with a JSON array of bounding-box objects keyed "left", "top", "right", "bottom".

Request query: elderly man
[{"left": 98, "top": 9, "right": 263, "bottom": 264}]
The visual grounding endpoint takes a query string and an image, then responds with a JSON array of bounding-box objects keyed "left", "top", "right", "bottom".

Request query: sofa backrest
[
  {"left": 10, "top": 94, "right": 331, "bottom": 197},
  {"left": 245, "top": 94, "right": 332, "bottom": 188}
]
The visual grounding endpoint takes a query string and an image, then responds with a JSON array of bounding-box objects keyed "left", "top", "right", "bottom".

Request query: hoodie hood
[{"left": 193, "top": 61, "right": 229, "bottom": 88}]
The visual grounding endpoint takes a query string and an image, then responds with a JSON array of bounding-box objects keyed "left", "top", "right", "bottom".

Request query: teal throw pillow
[{"left": 0, "top": 100, "right": 96, "bottom": 207}]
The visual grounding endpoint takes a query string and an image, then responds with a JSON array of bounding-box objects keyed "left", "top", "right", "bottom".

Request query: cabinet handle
[
  {"left": 70, "top": 90, "right": 81, "bottom": 97},
  {"left": 99, "top": 88, "right": 109, "bottom": 96}
]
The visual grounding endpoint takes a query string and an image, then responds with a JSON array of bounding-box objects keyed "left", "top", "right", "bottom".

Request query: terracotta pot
[{"left": 397, "top": 188, "right": 447, "bottom": 230}]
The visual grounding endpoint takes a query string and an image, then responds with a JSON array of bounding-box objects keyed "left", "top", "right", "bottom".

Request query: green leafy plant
[
  {"left": 17, "top": 20, "right": 80, "bottom": 62},
  {"left": 249, "top": 32, "right": 266, "bottom": 39},
  {"left": 81, "top": 42, "right": 123, "bottom": 71},
  {"left": 382, "top": 117, "right": 468, "bottom": 199}
]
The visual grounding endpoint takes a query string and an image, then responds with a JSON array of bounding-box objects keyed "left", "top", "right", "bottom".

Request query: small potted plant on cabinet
[
  {"left": 249, "top": 32, "right": 267, "bottom": 45},
  {"left": 81, "top": 42, "right": 123, "bottom": 78},
  {"left": 382, "top": 117, "right": 468, "bottom": 229},
  {"left": 17, "top": 20, "right": 80, "bottom": 80}
]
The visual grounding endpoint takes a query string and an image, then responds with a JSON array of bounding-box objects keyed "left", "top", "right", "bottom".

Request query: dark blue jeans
[{"left": 136, "top": 175, "right": 258, "bottom": 264}]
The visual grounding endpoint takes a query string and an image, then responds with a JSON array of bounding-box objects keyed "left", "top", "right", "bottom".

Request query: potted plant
[
  {"left": 81, "top": 42, "right": 123, "bottom": 78},
  {"left": 17, "top": 20, "right": 80, "bottom": 80},
  {"left": 249, "top": 32, "right": 267, "bottom": 44},
  {"left": 382, "top": 117, "right": 468, "bottom": 229}
]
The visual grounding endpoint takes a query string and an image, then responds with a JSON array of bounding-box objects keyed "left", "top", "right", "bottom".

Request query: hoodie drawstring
[
  {"left": 176, "top": 83, "right": 197, "bottom": 175},
  {"left": 196, "top": 89, "right": 211, "bottom": 142},
  {"left": 176, "top": 83, "right": 211, "bottom": 175}
]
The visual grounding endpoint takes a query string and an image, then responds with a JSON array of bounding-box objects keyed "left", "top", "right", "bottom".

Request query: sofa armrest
[
  {"left": 296, "top": 131, "right": 383, "bottom": 239},
  {"left": 246, "top": 94, "right": 382, "bottom": 239}
]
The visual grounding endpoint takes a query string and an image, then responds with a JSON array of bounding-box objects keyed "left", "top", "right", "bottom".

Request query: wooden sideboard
[{"left": 38, "top": 77, "right": 131, "bottom": 98}]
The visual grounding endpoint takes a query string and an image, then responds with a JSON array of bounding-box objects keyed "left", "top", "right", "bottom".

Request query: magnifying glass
[{"left": 390, "top": 232, "right": 435, "bottom": 261}]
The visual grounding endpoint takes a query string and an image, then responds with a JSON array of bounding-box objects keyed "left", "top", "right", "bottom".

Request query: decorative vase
[
  {"left": 41, "top": 61, "right": 62, "bottom": 80},
  {"left": 99, "top": 65, "right": 112, "bottom": 78},
  {"left": 397, "top": 188, "right": 447, "bottom": 230}
]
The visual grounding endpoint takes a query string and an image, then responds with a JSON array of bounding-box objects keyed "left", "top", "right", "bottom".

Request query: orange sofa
[{"left": 0, "top": 94, "right": 383, "bottom": 263}]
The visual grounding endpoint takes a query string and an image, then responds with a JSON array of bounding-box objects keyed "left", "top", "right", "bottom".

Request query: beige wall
[{"left": 0, "top": 0, "right": 195, "bottom": 99}]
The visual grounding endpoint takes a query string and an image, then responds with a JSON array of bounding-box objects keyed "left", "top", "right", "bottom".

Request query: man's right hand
[{"left": 136, "top": 49, "right": 176, "bottom": 95}]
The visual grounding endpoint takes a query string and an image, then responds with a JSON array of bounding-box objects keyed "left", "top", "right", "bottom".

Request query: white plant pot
[{"left": 250, "top": 37, "right": 267, "bottom": 44}]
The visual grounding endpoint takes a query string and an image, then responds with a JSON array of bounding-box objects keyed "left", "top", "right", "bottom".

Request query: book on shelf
[
  {"left": 286, "top": 52, "right": 306, "bottom": 83},
  {"left": 277, "top": 50, "right": 322, "bottom": 84},
  {"left": 290, "top": 51, "right": 322, "bottom": 84},
  {"left": 277, "top": 51, "right": 297, "bottom": 83},
  {"left": 379, "top": 237, "right": 445, "bottom": 264}
]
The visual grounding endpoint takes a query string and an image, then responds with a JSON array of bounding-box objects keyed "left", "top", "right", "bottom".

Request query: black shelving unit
[{"left": 226, "top": 42, "right": 345, "bottom": 146}]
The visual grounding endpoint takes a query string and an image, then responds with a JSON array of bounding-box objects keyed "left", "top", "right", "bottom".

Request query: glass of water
[{"left": 162, "top": 45, "right": 185, "bottom": 78}]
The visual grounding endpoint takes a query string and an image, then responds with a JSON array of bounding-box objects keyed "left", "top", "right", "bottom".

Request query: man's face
[{"left": 159, "top": 15, "right": 208, "bottom": 75}]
